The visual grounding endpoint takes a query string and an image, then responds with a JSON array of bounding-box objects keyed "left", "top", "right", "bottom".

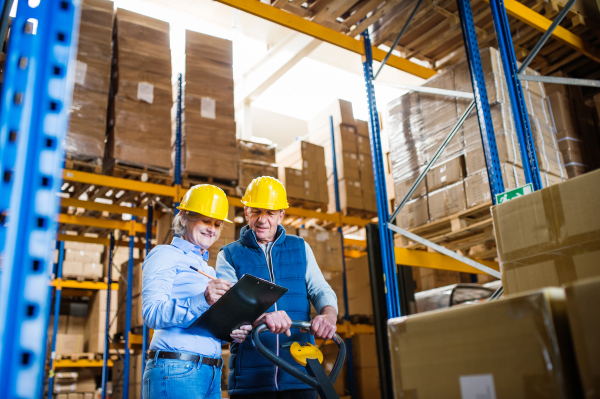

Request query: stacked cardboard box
[
  {"left": 237, "top": 139, "right": 278, "bottom": 192},
  {"left": 62, "top": 241, "right": 104, "bottom": 279},
  {"left": 388, "top": 288, "right": 580, "bottom": 398},
  {"left": 66, "top": 0, "right": 113, "bottom": 159},
  {"left": 307, "top": 99, "right": 377, "bottom": 214},
  {"left": 180, "top": 30, "right": 237, "bottom": 181},
  {"left": 345, "top": 256, "right": 373, "bottom": 316},
  {"left": 52, "top": 315, "right": 86, "bottom": 355},
  {"left": 53, "top": 369, "right": 97, "bottom": 395},
  {"left": 117, "top": 260, "right": 144, "bottom": 333},
  {"left": 319, "top": 270, "right": 345, "bottom": 319},
  {"left": 298, "top": 228, "right": 343, "bottom": 272},
  {"left": 352, "top": 334, "right": 381, "bottom": 399},
  {"left": 276, "top": 141, "right": 328, "bottom": 207},
  {"left": 85, "top": 289, "right": 118, "bottom": 353},
  {"left": 113, "top": 354, "right": 143, "bottom": 399},
  {"left": 492, "top": 169, "right": 600, "bottom": 296},
  {"left": 546, "top": 72, "right": 600, "bottom": 178},
  {"left": 56, "top": 394, "right": 95, "bottom": 399},
  {"left": 412, "top": 267, "right": 462, "bottom": 292},
  {"left": 565, "top": 277, "right": 600, "bottom": 398},
  {"left": 388, "top": 47, "right": 568, "bottom": 230},
  {"left": 107, "top": 9, "right": 172, "bottom": 170}
]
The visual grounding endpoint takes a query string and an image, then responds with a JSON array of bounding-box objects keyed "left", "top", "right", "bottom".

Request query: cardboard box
[
  {"left": 427, "top": 181, "right": 466, "bottom": 221},
  {"left": 396, "top": 197, "right": 429, "bottom": 229},
  {"left": 298, "top": 229, "right": 343, "bottom": 272},
  {"left": 394, "top": 171, "right": 427, "bottom": 201},
  {"left": 108, "top": 9, "right": 172, "bottom": 170},
  {"left": 321, "top": 342, "right": 347, "bottom": 396},
  {"left": 345, "top": 256, "right": 373, "bottom": 316},
  {"left": 548, "top": 92, "right": 579, "bottom": 134},
  {"left": 113, "top": 354, "right": 143, "bottom": 399},
  {"left": 66, "top": 0, "right": 113, "bottom": 159},
  {"left": 56, "top": 333, "right": 84, "bottom": 354},
  {"left": 352, "top": 334, "right": 381, "bottom": 399},
  {"left": 84, "top": 289, "right": 118, "bottom": 353},
  {"left": 426, "top": 155, "right": 465, "bottom": 192},
  {"left": 492, "top": 169, "right": 600, "bottom": 295},
  {"left": 237, "top": 139, "right": 276, "bottom": 164},
  {"left": 387, "top": 288, "right": 579, "bottom": 398},
  {"left": 238, "top": 161, "right": 278, "bottom": 191},
  {"left": 564, "top": 277, "right": 600, "bottom": 398},
  {"left": 464, "top": 170, "right": 492, "bottom": 208}
]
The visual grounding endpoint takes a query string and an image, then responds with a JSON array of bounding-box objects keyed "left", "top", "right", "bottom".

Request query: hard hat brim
[
  {"left": 176, "top": 206, "right": 234, "bottom": 223},
  {"left": 241, "top": 201, "right": 289, "bottom": 210}
]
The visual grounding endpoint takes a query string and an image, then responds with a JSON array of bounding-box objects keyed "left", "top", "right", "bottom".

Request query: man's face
[{"left": 245, "top": 207, "right": 285, "bottom": 244}]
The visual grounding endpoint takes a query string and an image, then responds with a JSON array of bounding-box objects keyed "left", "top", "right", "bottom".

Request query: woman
[{"left": 142, "top": 184, "right": 251, "bottom": 399}]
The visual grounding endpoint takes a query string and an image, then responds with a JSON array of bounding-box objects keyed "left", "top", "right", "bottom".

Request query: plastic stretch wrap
[
  {"left": 66, "top": 0, "right": 114, "bottom": 159},
  {"left": 107, "top": 9, "right": 172, "bottom": 170},
  {"left": 387, "top": 47, "right": 568, "bottom": 229},
  {"left": 238, "top": 139, "right": 277, "bottom": 164},
  {"left": 179, "top": 30, "right": 238, "bottom": 180},
  {"left": 387, "top": 288, "right": 581, "bottom": 398}
]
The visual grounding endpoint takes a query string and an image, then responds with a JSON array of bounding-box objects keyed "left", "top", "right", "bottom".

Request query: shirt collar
[{"left": 171, "top": 237, "right": 210, "bottom": 261}]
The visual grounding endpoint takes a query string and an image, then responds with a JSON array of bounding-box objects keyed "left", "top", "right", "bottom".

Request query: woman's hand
[
  {"left": 253, "top": 311, "right": 292, "bottom": 337},
  {"left": 230, "top": 325, "right": 252, "bottom": 343},
  {"left": 204, "top": 278, "right": 231, "bottom": 305}
]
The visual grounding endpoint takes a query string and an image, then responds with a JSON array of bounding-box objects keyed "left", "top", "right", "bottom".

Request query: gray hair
[{"left": 172, "top": 211, "right": 225, "bottom": 240}]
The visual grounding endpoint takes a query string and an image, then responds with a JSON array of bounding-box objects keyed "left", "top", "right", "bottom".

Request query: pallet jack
[{"left": 252, "top": 321, "right": 346, "bottom": 399}]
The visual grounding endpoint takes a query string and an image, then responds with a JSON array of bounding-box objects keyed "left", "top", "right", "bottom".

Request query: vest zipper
[{"left": 251, "top": 229, "right": 283, "bottom": 390}]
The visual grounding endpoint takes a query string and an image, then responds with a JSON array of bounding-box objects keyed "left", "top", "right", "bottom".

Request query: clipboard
[{"left": 186, "top": 274, "right": 288, "bottom": 342}]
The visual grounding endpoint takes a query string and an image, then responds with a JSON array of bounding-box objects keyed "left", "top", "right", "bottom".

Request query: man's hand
[
  {"left": 253, "top": 311, "right": 292, "bottom": 337},
  {"left": 230, "top": 325, "right": 252, "bottom": 343},
  {"left": 204, "top": 278, "right": 231, "bottom": 306},
  {"left": 309, "top": 306, "right": 337, "bottom": 340}
]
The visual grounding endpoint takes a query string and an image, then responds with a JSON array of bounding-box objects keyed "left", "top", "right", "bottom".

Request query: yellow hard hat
[
  {"left": 242, "top": 176, "right": 289, "bottom": 210},
  {"left": 177, "top": 184, "right": 232, "bottom": 223}
]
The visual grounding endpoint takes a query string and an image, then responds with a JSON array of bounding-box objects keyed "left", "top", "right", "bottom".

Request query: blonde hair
[{"left": 172, "top": 211, "right": 224, "bottom": 240}]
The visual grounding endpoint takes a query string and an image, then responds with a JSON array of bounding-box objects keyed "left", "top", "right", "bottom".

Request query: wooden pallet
[
  {"left": 64, "top": 154, "right": 102, "bottom": 174},
  {"left": 343, "top": 207, "right": 377, "bottom": 220},
  {"left": 62, "top": 275, "right": 102, "bottom": 283},
  {"left": 395, "top": 201, "right": 498, "bottom": 260},
  {"left": 288, "top": 197, "right": 328, "bottom": 212},
  {"left": 55, "top": 353, "right": 96, "bottom": 361},
  {"left": 182, "top": 171, "right": 237, "bottom": 192},
  {"left": 103, "top": 157, "right": 170, "bottom": 176}
]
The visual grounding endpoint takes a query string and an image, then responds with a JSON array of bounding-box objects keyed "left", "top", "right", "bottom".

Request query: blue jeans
[{"left": 142, "top": 355, "right": 222, "bottom": 399}]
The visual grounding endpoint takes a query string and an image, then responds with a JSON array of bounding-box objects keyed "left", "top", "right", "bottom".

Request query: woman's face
[{"left": 185, "top": 213, "right": 222, "bottom": 250}]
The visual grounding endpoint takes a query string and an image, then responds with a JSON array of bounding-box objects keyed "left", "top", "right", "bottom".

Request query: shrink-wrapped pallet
[
  {"left": 180, "top": 30, "right": 237, "bottom": 181},
  {"left": 107, "top": 9, "right": 172, "bottom": 171},
  {"left": 66, "top": 0, "right": 113, "bottom": 160}
]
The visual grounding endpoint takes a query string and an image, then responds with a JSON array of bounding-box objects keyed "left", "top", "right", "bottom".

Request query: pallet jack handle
[{"left": 252, "top": 321, "right": 346, "bottom": 390}]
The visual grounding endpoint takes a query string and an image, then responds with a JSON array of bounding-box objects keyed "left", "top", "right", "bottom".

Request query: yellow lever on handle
[{"left": 290, "top": 342, "right": 323, "bottom": 366}]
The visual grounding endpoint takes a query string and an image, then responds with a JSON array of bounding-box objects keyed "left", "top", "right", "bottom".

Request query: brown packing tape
[
  {"left": 498, "top": 183, "right": 600, "bottom": 263},
  {"left": 501, "top": 238, "right": 600, "bottom": 294}
]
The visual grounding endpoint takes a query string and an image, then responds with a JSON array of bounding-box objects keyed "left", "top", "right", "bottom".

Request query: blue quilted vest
[{"left": 221, "top": 225, "right": 314, "bottom": 395}]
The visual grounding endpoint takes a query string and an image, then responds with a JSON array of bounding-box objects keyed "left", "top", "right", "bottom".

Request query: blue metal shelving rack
[{"left": 0, "top": 0, "right": 82, "bottom": 398}]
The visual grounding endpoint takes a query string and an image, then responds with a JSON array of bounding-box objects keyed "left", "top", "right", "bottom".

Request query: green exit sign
[{"left": 496, "top": 183, "right": 534, "bottom": 204}]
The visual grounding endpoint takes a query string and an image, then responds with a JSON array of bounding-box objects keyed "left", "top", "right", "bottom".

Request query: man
[{"left": 216, "top": 176, "right": 338, "bottom": 399}]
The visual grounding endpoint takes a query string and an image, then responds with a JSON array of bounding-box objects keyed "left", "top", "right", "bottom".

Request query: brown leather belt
[{"left": 147, "top": 350, "right": 223, "bottom": 368}]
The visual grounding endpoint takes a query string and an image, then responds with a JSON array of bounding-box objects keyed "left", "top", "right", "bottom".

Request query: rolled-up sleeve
[
  {"left": 305, "top": 242, "right": 338, "bottom": 314},
  {"left": 142, "top": 248, "right": 210, "bottom": 330}
]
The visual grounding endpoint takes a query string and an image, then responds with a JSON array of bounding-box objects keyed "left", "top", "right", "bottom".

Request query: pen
[{"left": 190, "top": 265, "right": 216, "bottom": 280}]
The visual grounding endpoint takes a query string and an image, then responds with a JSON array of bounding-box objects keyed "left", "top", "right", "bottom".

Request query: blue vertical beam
[
  {"left": 47, "top": 241, "right": 65, "bottom": 399},
  {"left": 174, "top": 73, "right": 183, "bottom": 217},
  {"left": 456, "top": 0, "right": 505, "bottom": 202},
  {"left": 142, "top": 206, "right": 153, "bottom": 382},
  {"left": 123, "top": 222, "right": 135, "bottom": 399},
  {"left": 489, "top": 0, "right": 543, "bottom": 190},
  {"left": 361, "top": 31, "right": 401, "bottom": 319},
  {"left": 101, "top": 233, "right": 115, "bottom": 399},
  {"left": 0, "top": 1, "right": 81, "bottom": 398},
  {"left": 329, "top": 116, "right": 356, "bottom": 399}
]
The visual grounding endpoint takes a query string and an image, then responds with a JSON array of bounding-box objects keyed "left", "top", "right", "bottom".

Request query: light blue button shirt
[{"left": 142, "top": 237, "right": 222, "bottom": 357}]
